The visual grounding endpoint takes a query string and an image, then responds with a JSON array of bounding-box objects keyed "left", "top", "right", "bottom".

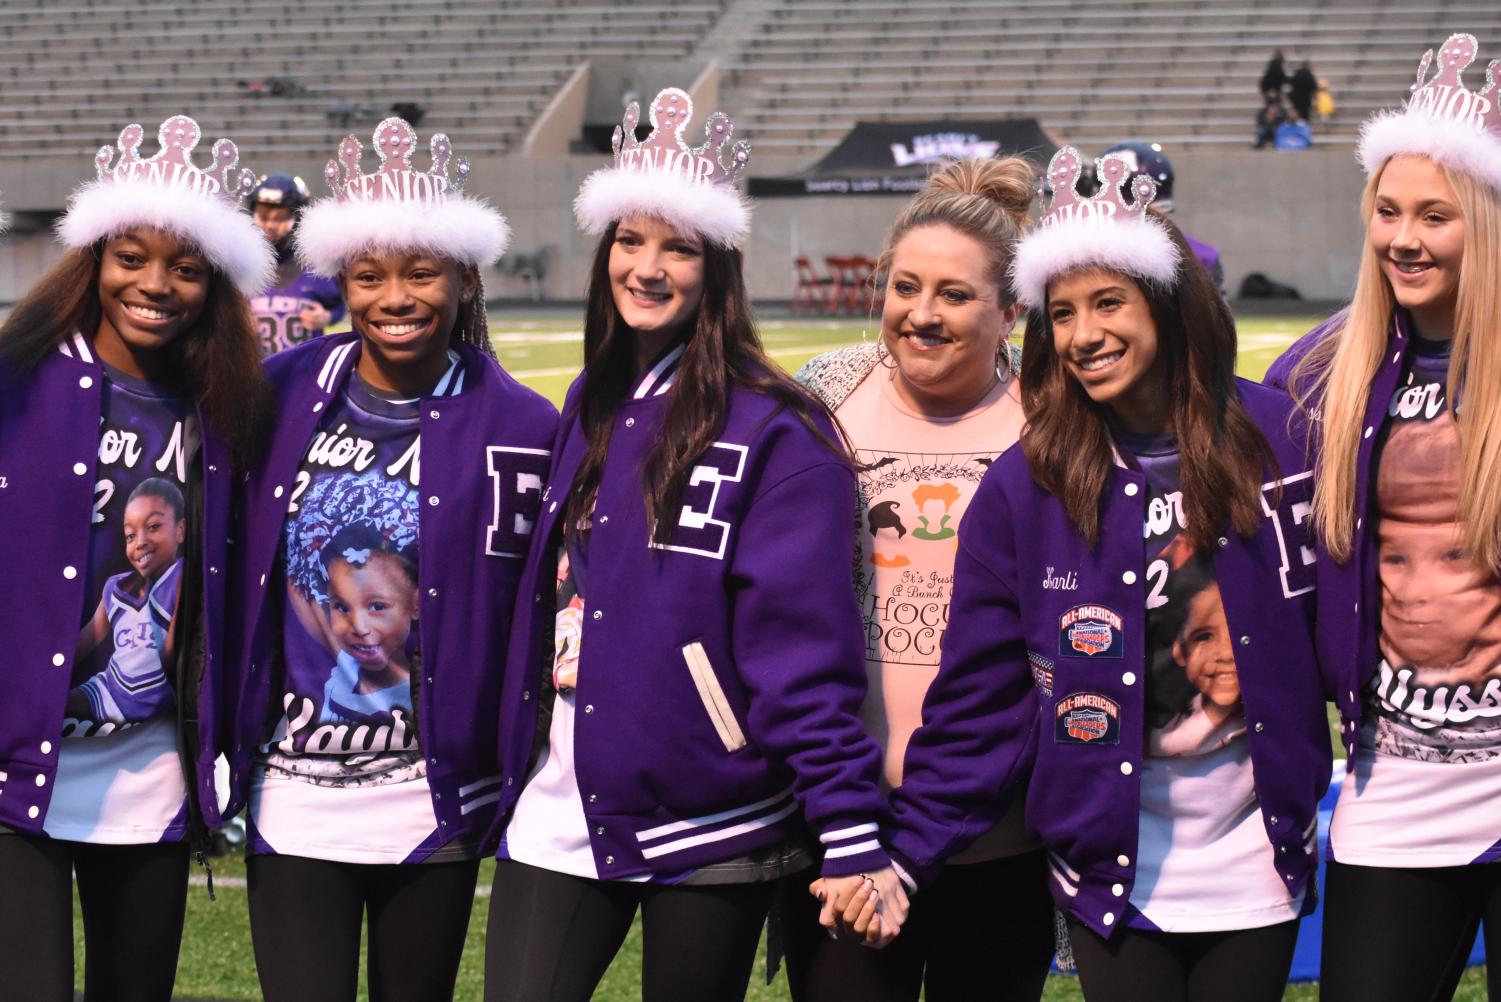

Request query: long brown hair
[
  {"left": 565, "top": 221, "right": 843, "bottom": 542},
  {"left": 0, "top": 241, "right": 273, "bottom": 470},
  {"left": 1289, "top": 158, "right": 1501, "bottom": 567},
  {"left": 1020, "top": 217, "right": 1277, "bottom": 550}
]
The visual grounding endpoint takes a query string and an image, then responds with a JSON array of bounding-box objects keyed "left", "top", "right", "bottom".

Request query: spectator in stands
[
  {"left": 784, "top": 157, "right": 1055, "bottom": 1002},
  {"left": 1253, "top": 95, "right": 1288, "bottom": 149},
  {"left": 885, "top": 143, "right": 1326, "bottom": 1002},
  {"left": 1266, "top": 30, "right": 1501, "bottom": 1002},
  {"left": 1258, "top": 50, "right": 1288, "bottom": 100},
  {"left": 1314, "top": 76, "right": 1337, "bottom": 124},
  {"left": 246, "top": 173, "right": 345, "bottom": 355},
  {"left": 1289, "top": 61, "right": 1318, "bottom": 122},
  {"left": 0, "top": 114, "right": 273, "bottom": 1002},
  {"left": 1275, "top": 116, "right": 1313, "bottom": 151},
  {"left": 484, "top": 87, "right": 903, "bottom": 1002},
  {"left": 227, "top": 119, "right": 551, "bottom": 1002}
]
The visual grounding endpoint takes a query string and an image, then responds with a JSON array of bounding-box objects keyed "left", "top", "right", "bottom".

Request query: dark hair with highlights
[
  {"left": 0, "top": 238, "right": 273, "bottom": 471},
  {"left": 1019, "top": 215, "right": 1277, "bottom": 550},
  {"left": 565, "top": 221, "right": 844, "bottom": 542}
]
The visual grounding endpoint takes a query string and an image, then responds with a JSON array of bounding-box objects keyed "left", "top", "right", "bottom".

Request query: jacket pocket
[{"left": 681, "top": 641, "right": 748, "bottom": 753}]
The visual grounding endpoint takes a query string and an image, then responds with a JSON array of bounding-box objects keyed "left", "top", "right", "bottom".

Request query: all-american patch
[
  {"left": 1059, "top": 604, "right": 1124, "bottom": 658},
  {"left": 1028, "top": 651, "right": 1055, "bottom": 696},
  {"left": 1054, "top": 692, "right": 1122, "bottom": 745}
]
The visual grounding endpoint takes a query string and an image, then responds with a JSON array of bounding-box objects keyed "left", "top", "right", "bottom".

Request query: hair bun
[{"left": 925, "top": 158, "right": 1036, "bottom": 224}]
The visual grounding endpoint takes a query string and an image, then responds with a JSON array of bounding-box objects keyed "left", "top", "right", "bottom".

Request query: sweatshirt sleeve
[
  {"left": 884, "top": 472, "right": 1041, "bottom": 887},
  {"left": 728, "top": 459, "right": 891, "bottom": 877}
]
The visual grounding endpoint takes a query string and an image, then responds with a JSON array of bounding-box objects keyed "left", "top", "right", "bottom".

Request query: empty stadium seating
[{"left": 0, "top": 0, "right": 729, "bottom": 160}]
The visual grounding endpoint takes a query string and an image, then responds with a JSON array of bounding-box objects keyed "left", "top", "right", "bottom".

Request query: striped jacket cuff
[{"left": 816, "top": 820, "right": 891, "bottom": 877}]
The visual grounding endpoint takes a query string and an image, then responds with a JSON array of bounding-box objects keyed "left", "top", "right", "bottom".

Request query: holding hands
[{"left": 809, "top": 865, "right": 911, "bottom": 948}]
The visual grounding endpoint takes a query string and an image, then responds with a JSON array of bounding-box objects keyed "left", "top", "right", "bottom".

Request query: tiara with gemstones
[
  {"left": 94, "top": 115, "right": 255, "bottom": 206},
  {"left": 323, "top": 117, "right": 469, "bottom": 204},
  {"left": 1358, "top": 32, "right": 1501, "bottom": 194},
  {"left": 1009, "top": 144, "right": 1181, "bottom": 307},
  {"left": 574, "top": 86, "right": 754, "bottom": 245}
]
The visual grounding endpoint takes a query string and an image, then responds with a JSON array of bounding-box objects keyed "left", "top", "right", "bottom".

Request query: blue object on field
[{"left": 1285, "top": 764, "right": 1486, "bottom": 981}]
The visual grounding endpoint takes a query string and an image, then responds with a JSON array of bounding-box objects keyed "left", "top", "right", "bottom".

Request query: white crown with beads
[
  {"left": 1359, "top": 32, "right": 1501, "bottom": 195},
  {"left": 1010, "top": 145, "right": 1181, "bottom": 308},
  {"left": 574, "top": 87, "right": 753, "bottom": 246},
  {"left": 56, "top": 114, "right": 273, "bottom": 295},
  {"left": 295, "top": 117, "right": 510, "bottom": 277}
]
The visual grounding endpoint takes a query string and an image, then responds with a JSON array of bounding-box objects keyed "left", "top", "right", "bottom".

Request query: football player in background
[{"left": 248, "top": 173, "right": 345, "bottom": 355}]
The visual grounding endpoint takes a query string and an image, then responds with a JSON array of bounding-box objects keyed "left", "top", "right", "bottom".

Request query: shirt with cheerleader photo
[
  {"left": 46, "top": 363, "right": 196, "bottom": 843},
  {"left": 251, "top": 355, "right": 468, "bottom": 864},
  {"left": 1121, "top": 431, "right": 1301, "bottom": 932},
  {"left": 1331, "top": 333, "right": 1501, "bottom": 868}
]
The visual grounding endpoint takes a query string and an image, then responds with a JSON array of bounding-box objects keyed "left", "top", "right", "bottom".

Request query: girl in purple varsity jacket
[
  {"left": 225, "top": 120, "right": 557, "bottom": 1002},
  {"left": 0, "top": 116, "right": 273, "bottom": 1001},
  {"left": 1265, "top": 32, "right": 1501, "bottom": 1002},
  {"left": 876, "top": 146, "right": 1329, "bottom": 1002},
  {"left": 483, "top": 87, "right": 904, "bottom": 1002}
]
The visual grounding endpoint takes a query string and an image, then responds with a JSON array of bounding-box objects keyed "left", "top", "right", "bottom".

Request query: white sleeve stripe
[
  {"left": 823, "top": 839, "right": 882, "bottom": 859},
  {"left": 820, "top": 822, "right": 879, "bottom": 845}
]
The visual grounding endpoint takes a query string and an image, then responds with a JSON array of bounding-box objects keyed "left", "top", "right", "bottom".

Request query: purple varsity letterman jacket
[
  {"left": 224, "top": 333, "right": 557, "bottom": 846},
  {"left": 0, "top": 333, "right": 235, "bottom": 833},
  {"left": 492, "top": 375, "right": 894, "bottom": 880},
  {"left": 1263, "top": 309, "right": 1407, "bottom": 766},
  {"left": 884, "top": 379, "right": 1331, "bottom": 938}
]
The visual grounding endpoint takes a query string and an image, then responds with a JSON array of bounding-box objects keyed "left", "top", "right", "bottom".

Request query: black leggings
[
  {"left": 1066, "top": 916, "right": 1300, "bottom": 1002},
  {"left": 1321, "top": 859, "right": 1501, "bottom": 1002},
  {"left": 247, "top": 853, "right": 481, "bottom": 1002},
  {"left": 0, "top": 832, "right": 189, "bottom": 1002},
  {"left": 483, "top": 857, "right": 776, "bottom": 1002},
  {"left": 780, "top": 850, "right": 1055, "bottom": 1002}
]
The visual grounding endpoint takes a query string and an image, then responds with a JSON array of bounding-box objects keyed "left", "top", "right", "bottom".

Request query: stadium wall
[{"left": 0, "top": 148, "right": 1365, "bottom": 307}]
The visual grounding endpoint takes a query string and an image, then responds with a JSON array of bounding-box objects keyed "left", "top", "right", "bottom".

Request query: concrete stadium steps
[
  {"left": 0, "top": 0, "right": 729, "bottom": 161},
  {"left": 716, "top": 0, "right": 1501, "bottom": 159}
]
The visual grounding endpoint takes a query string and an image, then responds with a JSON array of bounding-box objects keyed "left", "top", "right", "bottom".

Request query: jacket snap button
[
  {"left": 593, "top": 610, "right": 603, "bottom": 620},
  {"left": 1111, "top": 883, "right": 1123, "bottom": 896},
  {"left": 40, "top": 741, "right": 51, "bottom": 754},
  {"left": 1217, "top": 536, "right": 1228, "bottom": 548},
  {"left": 313, "top": 402, "right": 323, "bottom": 412},
  {"left": 1119, "top": 762, "right": 1133, "bottom": 776},
  {"left": 428, "top": 496, "right": 440, "bottom": 506},
  {"left": 274, "top": 485, "right": 284, "bottom": 498},
  {"left": 1103, "top": 912, "right": 1115, "bottom": 926},
  {"left": 35, "top": 775, "right": 45, "bottom": 787},
  {"left": 79, "top": 376, "right": 93, "bottom": 389},
  {"left": 1239, "top": 636, "right": 1250, "bottom": 646},
  {"left": 1269, "top": 816, "right": 1279, "bottom": 825},
  {"left": 1117, "top": 854, "right": 1130, "bottom": 866},
  {"left": 52, "top": 653, "right": 65, "bottom": 667},
  {"left": 1121, "top": 672, "right": 1136, "bottom": 686},
  {"left": 522, "top": 690, "right": 531, "bottom": 701},
  {"left": 430, "top": 410, "right": 440, "bottom": 419},
  {"left": 1123, "top": 483, "right": 1138, "bottom": 497},
  {"left": 584, "top": 705, "right": 595, "bottom": 714},
  {"left": 428, "top": 588, "right": 439, "bottom": 597},
  {"left": 599, "top": 515, "right": 608, "bottom": 524},
  {"left": 1363, "top": 426, "right": 1373, "bottom": 439},
  {"left": 595, "top": 826, "right": 605, "bottom": 836},
  {"left": 625, "top": 418, "right": 635, "bottom": 428},
  {"left": 73, "top": 462, "right": 87, "bottom": 475},
  {"left": 1122, "top": 571, "right": 1136, "bottom": 585},
  {"left": 63, "top": 566, "right": 77, "bottom": 580},
  {"left": 506, "top": 777, "right": 514, "bottom": 786},
  {"left": 1255, "top": 722, "right": 1264, "bottom": 732},
  {"left": 589, "top": 794, "right": 598, "bottom": 803},
  {"left": 605, "top": 855, "right": 614, "bottom": 864},
  {"left": 27, "top": 806, "right": 39, "bottom": 819}
]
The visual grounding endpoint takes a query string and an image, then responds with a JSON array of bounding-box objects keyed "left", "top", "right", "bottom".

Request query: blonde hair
[
  {"left": 876, "top": 157, "right": 1036, "bottom": 303},
  {"left": 1291, "top": 156, "right": 1501, "bottom": 568}
]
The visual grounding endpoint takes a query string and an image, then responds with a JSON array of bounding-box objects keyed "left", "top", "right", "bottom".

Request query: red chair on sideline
[{"left": 792, "top": 256, "right": 835, "bottom": 314}]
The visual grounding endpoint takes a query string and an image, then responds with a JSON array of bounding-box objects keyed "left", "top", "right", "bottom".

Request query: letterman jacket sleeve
[
  {"left": 884, "top": 470, "right": 1040, "bottom": 888},
  {"left": 728, "top": 457, "right": 893, "bottom": 877}
]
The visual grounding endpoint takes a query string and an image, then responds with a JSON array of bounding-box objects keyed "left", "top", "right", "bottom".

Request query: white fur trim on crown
[
  {"left": 56, "top": 179, "right": 274, "bottom": 296},
  {"left": 294, "top": 194, "right": 510, "bottom": 277},
  {"left": 574, "top": 166, "right": 751, "bottom": 246},
  {"left": 1358, "top": 106, "right": 1501, "bottom": 195},
  {"left": 1010, "top": 214, "right": 1181, "bottom": 308}
]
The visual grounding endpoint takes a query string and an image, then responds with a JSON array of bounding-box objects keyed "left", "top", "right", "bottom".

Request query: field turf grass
[{"left": 87, "top": 312, "right": 1487, "bottom": 1001}]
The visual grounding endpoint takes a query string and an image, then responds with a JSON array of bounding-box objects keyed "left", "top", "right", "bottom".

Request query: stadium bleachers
[
  {"left": 718, "top": 0, "right": 1501, "bottom": 157},
  {"left": 0, "top": 0, "right": 729, "bottom": 160}
]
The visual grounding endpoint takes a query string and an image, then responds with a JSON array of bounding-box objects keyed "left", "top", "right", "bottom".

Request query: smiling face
[
  {"left": 1047, "top": 267, "right": 1167, "bottom": 435},
  {"left": 341, "top": 252, "right": 475, "bottom": 396},
  {"left": 879, "top": 223, "right": 1017, "bottom": 417},
  {"left": 122, "top": 493, "right": 184, "bottom": 582},
  {"left": 608, "top": 215, "right": 706, "bottom": 365},
  {"left": 93, "top": 229, "right": 210, "bottom": 380},
  {"left": 1172, "top": 582, "right": 1241, "bottom": 711},
  {"left": 1370, "top": 156, "right": 1465, "bottom": 340},
  {"left": 326, "top": 553, "right": 418, "bottom": 689}
]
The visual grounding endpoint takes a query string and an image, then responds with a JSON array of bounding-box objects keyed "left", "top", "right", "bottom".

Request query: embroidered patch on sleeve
[
  {"left": 1059, "top": 604, "right": 1124, "bottom": 658},
  {"left": 1028, "top": 651, "right": 1055, "bottom": 696},
  {"left": 1054, "top": 692, "right": 1122, "bottom": 745}
]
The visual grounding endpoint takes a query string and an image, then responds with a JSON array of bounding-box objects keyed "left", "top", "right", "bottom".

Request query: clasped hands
[{"left": 808, "top": 865, "right": 910, "bottom": 948}]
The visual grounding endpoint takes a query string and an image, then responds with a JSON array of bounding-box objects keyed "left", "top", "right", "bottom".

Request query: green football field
[{"left": 96, "top": 311, "right": 1488, "bottom": 1001}]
